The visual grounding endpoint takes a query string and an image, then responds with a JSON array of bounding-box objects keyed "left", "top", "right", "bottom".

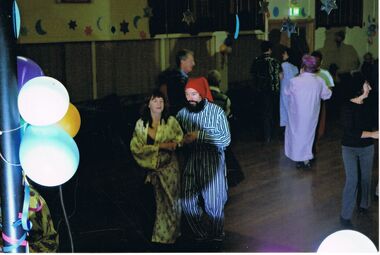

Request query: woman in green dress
[{"left": 130, "top": 90, "right": 183, "bottom": 245}]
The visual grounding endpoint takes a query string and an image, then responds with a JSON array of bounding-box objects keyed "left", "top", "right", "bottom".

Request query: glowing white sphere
[
  {"left": 18, "top": 76, "right": 69, "bottom": 126},
  {"left": 20, "top": 125, "right": 80, "bottom": 187},
  {"left": 317, "top": 230, "right": 377, "bottom": 252}
]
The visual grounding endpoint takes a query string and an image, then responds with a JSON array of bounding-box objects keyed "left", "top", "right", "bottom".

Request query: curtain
[{"left": 149, "top": 0, "right": 264, "bottom": 37}]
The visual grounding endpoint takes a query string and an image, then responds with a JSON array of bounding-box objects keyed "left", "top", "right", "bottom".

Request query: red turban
[{"left": 185, "top": 77, "right": 214, "bottom": 102}]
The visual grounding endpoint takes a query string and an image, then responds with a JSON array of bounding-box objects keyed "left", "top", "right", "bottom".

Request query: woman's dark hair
[
  {"left": 140, "top": 89, "right": 169, "bottom": 127},
  {"left": 281, "top": 47, "right": 296, "bottom": 65}
]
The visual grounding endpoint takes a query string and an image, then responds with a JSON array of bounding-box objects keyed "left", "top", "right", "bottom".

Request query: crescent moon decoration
[
  {"left": 96, "top": 16, "right": 103, "bottom": 31},
  {"left": 234, "top": 14, "right": 240, "bottom": 39},
  {"left": 35, "top": 19, "right": 47, "bottom": 35},
  {"left": 12, "top": 0, "right": 21, "bottom": 39},
  {"left": 133, "top": 16, "right": 141, "bottom": 29}
]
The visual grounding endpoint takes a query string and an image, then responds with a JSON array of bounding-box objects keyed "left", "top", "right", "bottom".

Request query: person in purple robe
[{"left": 284, "top": 55, "right": 332, "bottom": 169}]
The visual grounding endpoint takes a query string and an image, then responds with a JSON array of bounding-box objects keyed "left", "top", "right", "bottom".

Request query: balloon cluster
[{"left": 17, "top": 57, "right": 81, "bottom": 187}]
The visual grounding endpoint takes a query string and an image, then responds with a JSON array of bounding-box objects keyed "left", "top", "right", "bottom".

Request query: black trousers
[{"left": 256, "top": 91, "right": 279, "bottom": 142}]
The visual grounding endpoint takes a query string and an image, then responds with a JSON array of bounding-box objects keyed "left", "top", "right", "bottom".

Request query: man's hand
[{"left": 183, "top": 131, "right": 198, "bottom": 144}]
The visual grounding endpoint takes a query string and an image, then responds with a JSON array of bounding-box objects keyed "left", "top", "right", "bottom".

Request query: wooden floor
[
  {"left": 54, "top": 118, "right": 378, "bottom": 252},
  {"left": 222, "top": 121, "right": 379, "bottom": 252}
]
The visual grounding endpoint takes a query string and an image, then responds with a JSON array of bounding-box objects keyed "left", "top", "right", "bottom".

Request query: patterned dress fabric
[
  {"left": 250, "top": 53, "right": 282, "bottom": 93},
  {"left": 130, "top": 116, "right": 183, "bottom": 244}
]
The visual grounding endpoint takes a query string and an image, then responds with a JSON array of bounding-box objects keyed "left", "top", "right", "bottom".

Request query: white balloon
[
  {"left": 18, "top": 76, "right": 69, "bottom": 126},
  {"left": 317, "top": 230, "right": 377, "bottom": 252}
]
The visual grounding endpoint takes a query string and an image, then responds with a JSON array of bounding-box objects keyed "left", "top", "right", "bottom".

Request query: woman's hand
[
  {"left": 372, "top": 131, "right": 379, "bottom": 139},
  {"left": 159, "top": 142, "right": 178, "bottom": 151}
]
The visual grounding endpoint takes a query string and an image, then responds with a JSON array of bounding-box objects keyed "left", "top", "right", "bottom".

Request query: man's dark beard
[{"left": 186, "top": 99, "right": 205, "bottom": 113}]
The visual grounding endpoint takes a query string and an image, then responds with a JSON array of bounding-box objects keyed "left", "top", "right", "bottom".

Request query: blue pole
[{"left": 0, "top": 0, "right": 26, "bottom": 253}]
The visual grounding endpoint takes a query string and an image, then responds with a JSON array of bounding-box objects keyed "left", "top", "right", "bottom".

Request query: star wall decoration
[
  {"left": 320, "top": 0, "right": 338, "bottom": 15},
  {"left": 259, "top": 0, "right": 270, "bottom": 18},
  {"left": 111, "top": 26, "right": 116, "bottom": 34},
  {"left": 367, "top": 15, "right": 377, "bottom": 45},
  {"left": 120, "top": 20, "right": 129, "bottom": 34},
  {"left": 182, "top": 9, "right": 196, "bottom": 26},
  {"left": 68, "top": 20, "right": 77, "bottom": 30},
  {"left": 280, "top": 17, "right": 297, "bottom": 38},
  {"left": 143, "top": 6, "right": 153, "bottom": 18},
  {"left": 84, "top": 26, "right": 93, "bottom": 36}
]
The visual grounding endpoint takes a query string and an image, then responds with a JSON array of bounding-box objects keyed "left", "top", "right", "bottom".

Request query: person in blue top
[{"left": 279, "top": 47, "right": 299, "bottom": 128}]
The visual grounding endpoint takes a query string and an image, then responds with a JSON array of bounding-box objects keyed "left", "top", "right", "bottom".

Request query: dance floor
[{"left": 43, "top": 117, "right": 378, "bottom": 252}]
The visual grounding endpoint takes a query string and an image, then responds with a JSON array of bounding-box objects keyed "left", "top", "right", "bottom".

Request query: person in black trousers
[{"left": 340, "top": 71, "right": 379, "bottom": 227}]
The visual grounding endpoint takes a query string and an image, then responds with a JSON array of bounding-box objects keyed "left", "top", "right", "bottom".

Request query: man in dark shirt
[
  {"left": 250, "top": 41, "right": 281, "bottom": 143},
  {"left": 159, "top": 49, "right": 195, "bottom": 115}
]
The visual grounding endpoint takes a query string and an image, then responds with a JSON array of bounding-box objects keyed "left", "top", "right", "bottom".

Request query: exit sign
[{"left": 289, "top": 7, "right": 300, "bottom": 16}]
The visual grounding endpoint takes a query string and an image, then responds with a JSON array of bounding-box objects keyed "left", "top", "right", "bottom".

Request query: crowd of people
[
  {"left": 131, "top": 49, "right": 231, "bottom": 249},
  {"left": 129, "top": 35, "right": 378, "bottom": 249},
  {"left": 3, "top": 32, "right": 375, "bottom": 252}
]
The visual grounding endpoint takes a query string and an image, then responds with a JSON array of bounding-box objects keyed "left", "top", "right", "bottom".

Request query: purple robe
[{"left": 284, "top": 72, "right": 332, "bottom": 161}]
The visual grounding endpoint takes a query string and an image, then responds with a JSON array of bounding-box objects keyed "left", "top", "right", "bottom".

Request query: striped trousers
[{"left": 181, "top": 148, "right": 228, "bottom": 239}]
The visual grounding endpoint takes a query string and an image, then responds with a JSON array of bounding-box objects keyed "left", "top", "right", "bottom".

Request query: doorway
[{"left": 268, "top": 19, "right": 315, "bottom": 68}]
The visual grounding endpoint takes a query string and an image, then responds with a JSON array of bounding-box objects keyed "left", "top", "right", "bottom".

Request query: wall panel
[
  {"left": 168, "top": 36, "right": 216, "bottom": 78},
  {"left": 228, "top": 34, "right": 262, "bottom": 85}
]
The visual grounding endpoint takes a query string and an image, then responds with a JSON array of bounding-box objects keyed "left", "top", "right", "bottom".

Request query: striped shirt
[
  {"left": 176, "top": 100, "right": 230, "bottom": 238},
  {"left": 176, "top": 100, "right": 231, "bottom": 150}
]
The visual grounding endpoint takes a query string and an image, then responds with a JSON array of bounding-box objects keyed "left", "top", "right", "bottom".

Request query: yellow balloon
[{"left": 57, "top": 103, "right": 81, "bottom": 137}]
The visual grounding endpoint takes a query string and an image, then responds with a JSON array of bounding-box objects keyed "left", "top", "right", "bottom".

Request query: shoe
[
  {"left": 211, "top": 232, "right": 225, "bottom": 242},
  {"left": 303, "top": 161, "right": 312, "bottom": 169},
  {"left": 340, "top": 216, "right": 353, "bottom": 228},
  {"left": 296, "top": 162, "right": 303, "bottom": 169}
]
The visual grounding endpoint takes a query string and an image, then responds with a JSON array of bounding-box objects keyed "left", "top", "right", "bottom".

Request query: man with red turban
[{"left": 176, "top": 77, "right": 230, "bottom": 243}]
